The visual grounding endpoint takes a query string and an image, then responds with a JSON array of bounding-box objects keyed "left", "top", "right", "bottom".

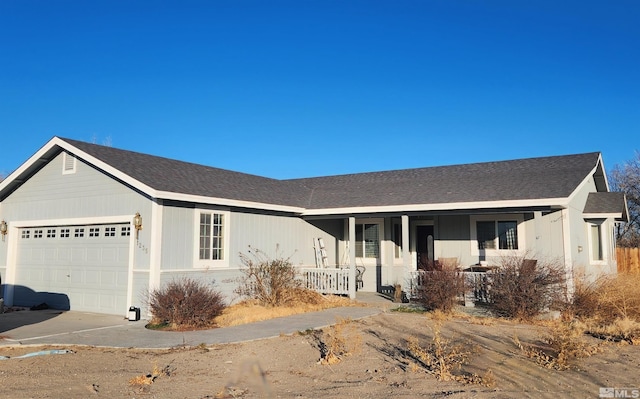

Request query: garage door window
[
  {"left": 47, "top": 229, "right": 56, "bottom": 238},
  {"left": 60, "top": 228, "right": 70, "bottom": 238},
  {"left": 75, "top": 228, "right": 85, "bottom": 238},
  {"left": 21, "top": 230, "right": 30, "bottom": 239}
]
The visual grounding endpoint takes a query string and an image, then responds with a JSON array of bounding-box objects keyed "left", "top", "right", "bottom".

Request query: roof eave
[
  {"left": 300, "top": 198, "right": 569, "bottom": 216},
  {"left": 583, "top": 212, "right": 625, "bottom": 221},
  {"left": 156, "top": 191, "right": 306, "bottom": 214}
]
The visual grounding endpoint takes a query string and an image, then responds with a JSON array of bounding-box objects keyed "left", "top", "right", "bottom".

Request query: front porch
[
  {"left": 301, "top": 210, "right": 537, "bottom": 300},
  {"left": 301, "top": 266, "right": 492, "bottom": 307}
]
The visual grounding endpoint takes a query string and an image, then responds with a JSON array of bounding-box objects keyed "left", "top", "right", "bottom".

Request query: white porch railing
[
  {"left": 301, "top": 268, "right": 350, "bottom": 295},
  {"left": 408, "top": 270, "right": 491, "bottom": 304}
]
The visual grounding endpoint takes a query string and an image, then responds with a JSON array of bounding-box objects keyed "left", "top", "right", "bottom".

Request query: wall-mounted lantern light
[
  {"left": 133, "top": 212, "right": 143, "bottom": 240},
  {"left": 0, "top": 220, "right": 7, "bottom": 242}
]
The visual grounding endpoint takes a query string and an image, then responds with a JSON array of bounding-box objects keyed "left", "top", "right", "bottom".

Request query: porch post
[
  {"left": 401, "top": 215, "right": 410, "bottom": 295},
  {"left": 348, "top": 216, "right": 356, "bottom": 299}
]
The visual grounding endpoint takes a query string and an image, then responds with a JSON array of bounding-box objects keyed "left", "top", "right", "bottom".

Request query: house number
[{"left": 137, "top": 241, "right": 149, "bottom": 254}]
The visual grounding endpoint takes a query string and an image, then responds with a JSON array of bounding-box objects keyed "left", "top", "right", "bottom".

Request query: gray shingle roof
[
  {"left": 61, "top": 138, "right": 311, "bottom": 208},
  {"left": 60, "top": 137, "right": 602, "bottom": 211},
  {"left": 583, "top": 192, "right": 628, "bottom": 221},
  {"left": 288, "top": 152, "right": 602, "bottom": 209}
]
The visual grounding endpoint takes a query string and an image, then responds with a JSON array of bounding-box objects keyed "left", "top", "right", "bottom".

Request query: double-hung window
[
  {"left": 196, "top": 210, "right": 229, "bottom": 267},
  {"left": 355, "top": 223, "right": 380, "bottom": 259}
]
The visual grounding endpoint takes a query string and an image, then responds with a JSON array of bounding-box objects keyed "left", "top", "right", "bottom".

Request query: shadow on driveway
[{"left": 0, "top": 309, "right": 64, "bottom": 334}]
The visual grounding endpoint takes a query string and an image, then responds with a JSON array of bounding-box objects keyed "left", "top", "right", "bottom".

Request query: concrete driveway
[
  {"left": 1, "top": 309, "right": 130, "bottom": 346},
  {"left": 0, "top": 305, "right": 383, "bottom": 349}
]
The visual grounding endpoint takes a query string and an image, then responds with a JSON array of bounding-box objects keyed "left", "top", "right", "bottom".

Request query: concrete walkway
[{"left": 0, "top": 293, "right": 395, "bottom": 349}]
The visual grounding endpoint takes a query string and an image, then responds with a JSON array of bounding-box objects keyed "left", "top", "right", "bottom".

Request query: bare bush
[
  {"left": 488, "top": 255, "right": 566, "bottom": 319},
  {"left": 235, "top": 246, "right": 303, "bottom": 307},
  {"left": 407, "top": 320, "right": 493, "bottom": 386},
  {"left": 149, "top": 278, "right": 225, "bottom": 329},
  {"left": 316, "top": 317, "right": 362, "bottom": 365},
  {"left": 415, "top": 266, "right": 465, "bottom": 313}
]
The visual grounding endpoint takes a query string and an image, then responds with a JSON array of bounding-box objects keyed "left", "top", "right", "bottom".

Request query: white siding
[{"left": 2, "top": 152, "right": 145, "bottom": 220}]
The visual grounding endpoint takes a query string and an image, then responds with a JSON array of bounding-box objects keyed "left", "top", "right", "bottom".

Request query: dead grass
[
  {"left": 318, "top": 317, "right": 362, "bottom": 365},
  {"left": 129, "top": 363, "right": 174, "bottom": 388},
  {"left": 568, "top": 273, "right": 640, "bottom": 344},
  {"left": 513, "top": 320, "right": 603, "bottom": 370},
  {"left": 215, "top": 291, "right": 355, "bottom": 327}
]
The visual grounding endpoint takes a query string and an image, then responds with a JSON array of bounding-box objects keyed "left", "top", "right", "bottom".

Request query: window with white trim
[
  {"left": 60, "top": 228, "right": 70, "bottom": 238},
  {"left": 195, "top": 210, "right": 230, "bottom": 267},
  {"left": 470, "top": 215, "right": 524, "bottom": 255},
  {"left": 47, "top": 229, "right": 56, "bottom": 238},
  {"left": 34, "top": 229, "right": 43, "bottom": 239},
  {"left": 355, "top": 223, "right": 380, "bottom": 259},
  {"left": 476, "top": 220, "right": 518, "bottom": 250},
  {"left": 121, "top": 226, "right": 131, "bottom": 237},
  {"left": 21, "top": 230, "right": 30, "bottom": 239},
  {"left": 74, "top": 228, "right": 85, "bottom": 238},
  {"left": 588, "top": 220, "right": 605, "bottom": 262},
  {"left": 392, "top": 222, "right": 402, "bottom": 259},
  {"left": 89, "top": 227, "right": 100, "bottom": 237},
  {"left": 105, "top": 227, "right": 116, "bottom": 237}
]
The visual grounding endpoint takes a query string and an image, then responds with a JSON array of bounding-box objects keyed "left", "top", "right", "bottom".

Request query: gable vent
[{"left": 62, "top": 152, "right": 77, "bottom": 174}]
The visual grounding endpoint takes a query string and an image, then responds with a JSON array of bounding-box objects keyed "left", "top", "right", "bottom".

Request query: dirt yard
[{"left": 1, "top": 311, "right": 639, "bottom": 398}]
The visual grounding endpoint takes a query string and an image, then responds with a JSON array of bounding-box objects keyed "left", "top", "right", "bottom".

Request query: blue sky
[{"left": 1, "top": 1, "right": 638, "bottom": 179}]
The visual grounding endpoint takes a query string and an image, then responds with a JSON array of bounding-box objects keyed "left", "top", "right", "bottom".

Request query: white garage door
[{"left": 14, "top": 224, "right": 131, "bottom": 315}]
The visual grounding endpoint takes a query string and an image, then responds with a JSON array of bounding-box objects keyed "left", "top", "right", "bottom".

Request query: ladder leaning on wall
[{"left": 314, "top": 238, "right": 329, "bottom": 268}]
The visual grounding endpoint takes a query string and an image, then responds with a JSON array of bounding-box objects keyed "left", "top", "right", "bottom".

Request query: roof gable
[{"left": 60, "top": 138, "right": 311, "bottom": 209}]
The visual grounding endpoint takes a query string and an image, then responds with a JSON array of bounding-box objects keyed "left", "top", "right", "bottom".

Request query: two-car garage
[{"left": 12, "top": 223, "right": 131, "bottom": 315}]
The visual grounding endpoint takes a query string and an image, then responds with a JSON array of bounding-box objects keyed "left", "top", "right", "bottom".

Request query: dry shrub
[
  {"left": 407, "top": 321, "right": 493, "bottom": 386},
  {"left": 514, "top": 320, "right": 602, "bottom": 370},
  {"left": 588, "top": 317, "right": 640, "bottom": 345},
  {"left": 569, "top": 274, "right": 640, "bottom": 344},
  {"left": 129, "top": 364, "right": 173, "bottom": 387},
  {"left": 415, "top": 267, "right": 465, "bottom": 313},
  {"left": 318, "top": 318, "right": 362, "bottom": 365},
  {"left": 571, "top": 274, "right": 640, "bottom": 322},
  {"left": 148, "top": 278, "right": 225, "bottom": 329},
  {"left": 489, "top": 255, "right": 566, "bottom": 319},
  {"left": 235, "top": 247, "right": 303, "bottom": 307}
]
